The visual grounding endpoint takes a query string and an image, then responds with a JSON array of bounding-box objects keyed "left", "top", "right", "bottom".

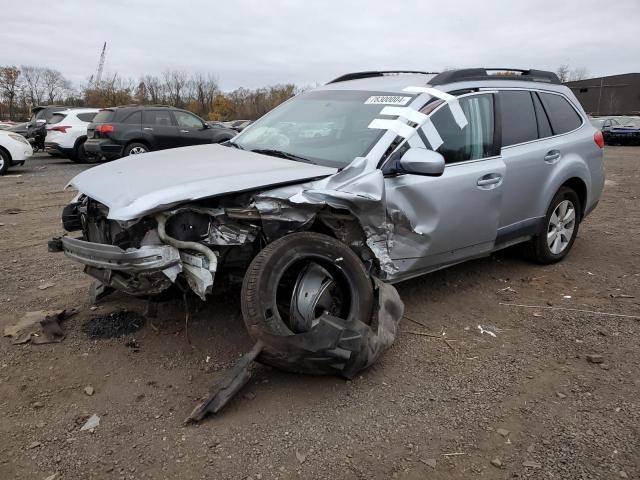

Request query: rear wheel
[
  {"left": 71, "top": 139, "right": 88, "bottom": 163},
  {"left": 526, "top": 187, "right": 581, "bottom": 264},
  {"left": 241, "top": 232, "right": 374, "bottom": 339},
  {"left": 123, "top": 142, "right": 149, "bottom": 156},
  {"left": 0, "top": 149, "right": 9, "bottom": 175}
]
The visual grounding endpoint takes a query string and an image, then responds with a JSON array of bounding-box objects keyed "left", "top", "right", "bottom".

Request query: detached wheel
[
  {"left": 124, "top": 142, "right": 149, "bottom": 156},
  {"left": 0, "top": 149, "right": 9, "bottom": 175},
  {"left": 241, "top": 232, "right": 374, "bottom": 341},
  {"left": 526, "top": 187, "right": 580, "bottom": 264}
]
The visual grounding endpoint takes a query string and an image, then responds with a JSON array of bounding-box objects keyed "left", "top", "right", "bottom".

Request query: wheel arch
[
  {"left": 73, "top": 135, "right": 87, "bottom": 153},
  {"left": 561, "top": 177, "right": 587, "bottom": 219},
  {"left": 124, "top": 139, "right": 151, "bottom": 152},
  {"left": 0, "top": 145, "right": 12, "bottom": 163}
]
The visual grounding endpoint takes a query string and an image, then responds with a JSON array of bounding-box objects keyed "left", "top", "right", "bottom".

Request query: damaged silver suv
[{"left": 56, "top": 68, "right": 604, "bottom": 377}]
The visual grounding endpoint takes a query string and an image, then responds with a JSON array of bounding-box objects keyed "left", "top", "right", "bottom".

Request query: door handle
[
  {"left": 180, "top": 129, "right": 190, "bottom": 133},
  {"left": 477, "top": 174, "right": 502, "bottom": 187},
  {"left": 544, "top": 150, "right": 561, "bottom": 163},
  {"left": 143, "top": 127, "right": 153, "bottom": 131}
]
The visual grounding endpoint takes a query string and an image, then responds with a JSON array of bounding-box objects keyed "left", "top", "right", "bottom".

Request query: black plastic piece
[
  {"left": 327, "top": 70, "right": 435, "bottom": 84},
  {"left": 61, "top": 202, "right": 82, "bottom": 232},
  {"left": 48, "top": 237, "right": 64, "bottom": 252},
  {"left": 430, "top": 68, "right": 560, "bottom": 85}
]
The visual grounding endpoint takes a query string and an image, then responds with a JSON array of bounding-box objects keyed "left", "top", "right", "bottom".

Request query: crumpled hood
[{"left": 69, "top": 144, "right": 337, "bottom": 221}]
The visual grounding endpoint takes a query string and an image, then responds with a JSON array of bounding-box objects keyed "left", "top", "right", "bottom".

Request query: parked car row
[{"left": 589, "top": 115, "right": 640, "bottom": 145}]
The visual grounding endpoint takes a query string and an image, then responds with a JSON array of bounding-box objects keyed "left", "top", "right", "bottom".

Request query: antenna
[{"left": 92, "top": 42, "right": 107, "bottom": 87}]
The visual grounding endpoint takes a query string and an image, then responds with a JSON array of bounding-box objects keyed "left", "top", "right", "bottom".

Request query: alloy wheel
[{"left": 547, "top": 200, "right": 576, "bottom": 254}]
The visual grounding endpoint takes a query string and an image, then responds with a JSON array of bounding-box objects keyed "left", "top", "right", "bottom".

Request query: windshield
[{"left": 233, "top": 90, "right": 414, "bottom": 168}]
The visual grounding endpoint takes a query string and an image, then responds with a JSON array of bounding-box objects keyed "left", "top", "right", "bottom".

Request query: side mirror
[
  {"left": 399, "top": 148, "right": 445, "bottom": 176},
  {"left": 36, "top": 119, "right": 46, "bottom": 126},
  {"left": 202, "top": 122, "right": 210, "bottom": 129}
]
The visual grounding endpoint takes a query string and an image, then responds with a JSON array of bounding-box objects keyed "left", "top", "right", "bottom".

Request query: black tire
[
  {"left": 0, "top": 148, "right": 10, "bottom": 175},
  {"left": 525, "top": 187, "right": 581, "bottom": 264},
  {"left": 123, "top": 142, "right": 150, "bottom": 156},
  {"left": 71, "top": 138, "right": 88, "bottom": 163},
  {"left": 241, "top": 232, "right": 374, "bottom": 340}
]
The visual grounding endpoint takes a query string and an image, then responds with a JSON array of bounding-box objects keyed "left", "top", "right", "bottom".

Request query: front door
[
  {"left": 384, "top": 92, "right": 505, "bottom": 276},
  {"left": 173, "top": 110, "right": 212, "bottom": 146}
]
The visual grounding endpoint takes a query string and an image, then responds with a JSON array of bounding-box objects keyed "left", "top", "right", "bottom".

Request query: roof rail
[
  {"left": 327, "top": 70, "right": 436, "bottom": 84},
  {"left": 429, "top": 68, "right": 560, "bottom": 85}
]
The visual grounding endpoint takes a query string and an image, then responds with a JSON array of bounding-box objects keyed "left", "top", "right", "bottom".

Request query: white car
[
  {"left": 0, "top": 130, "right": 33, "bottom": 175},
  {"left": 45, "top": 108, "right": 99, "bottom": 162}
]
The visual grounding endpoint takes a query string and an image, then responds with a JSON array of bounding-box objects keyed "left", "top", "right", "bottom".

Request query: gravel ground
[{"left": 0, "top": 149, "right": 638, "bottom": 480}]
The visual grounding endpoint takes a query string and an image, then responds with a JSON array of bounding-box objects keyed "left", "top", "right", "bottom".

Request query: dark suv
[{"left": 84, "top": 106, "right": 237, "bottom": 159}]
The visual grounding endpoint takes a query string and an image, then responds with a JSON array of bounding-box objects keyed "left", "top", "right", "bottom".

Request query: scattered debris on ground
[
  {"left": 79, "top": 414, "right": 100, "bottom": 432},
  {"left": 3, "top": 309, "right": 76, "bottom": 345},
  {"left": 82, "top": 310, "right": 146, "bottom": 339}
]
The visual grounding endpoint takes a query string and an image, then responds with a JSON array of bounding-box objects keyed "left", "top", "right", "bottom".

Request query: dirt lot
[{"left": 0, "top": 149, "right": 638, "bottom": 480}]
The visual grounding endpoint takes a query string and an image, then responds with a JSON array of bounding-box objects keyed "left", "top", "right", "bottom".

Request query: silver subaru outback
[{"left": 56, "top": 68, "right": 604, "bottom": 376}]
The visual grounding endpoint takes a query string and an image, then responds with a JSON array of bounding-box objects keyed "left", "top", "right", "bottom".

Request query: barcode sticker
[{"left": 364, "top": 95, "right": 411, "bottom": 105}]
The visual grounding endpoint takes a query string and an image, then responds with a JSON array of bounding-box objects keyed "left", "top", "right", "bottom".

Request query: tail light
[
  {"left": 47, "top": 125, "right": 71, "bottom": 133},
  {"left": 594, "top": 130, "right": 604, "bottom": 149},
  {"left": 96, "top": 124, "right": 114, "bottom": 134}
]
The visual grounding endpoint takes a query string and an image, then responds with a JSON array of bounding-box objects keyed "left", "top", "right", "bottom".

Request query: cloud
[{"left": 1, "top": 0, "right": 638, "bottom": 90}]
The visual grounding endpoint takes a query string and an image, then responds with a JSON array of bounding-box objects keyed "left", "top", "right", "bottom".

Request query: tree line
[
  {"left": 0, "top": 65, "right": 299, "bottom": 122},
  {"left": 0, "top": 64, "right": 589, "bottom": 122}
]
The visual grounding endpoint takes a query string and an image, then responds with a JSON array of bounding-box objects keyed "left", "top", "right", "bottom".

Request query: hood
[{"left": 69, "top": 144, "right": 337, "bottom": 221}]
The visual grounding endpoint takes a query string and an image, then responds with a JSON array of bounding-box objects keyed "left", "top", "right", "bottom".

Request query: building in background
[{"left": 566, "top": 73, "right": 640, "bottom": 116}]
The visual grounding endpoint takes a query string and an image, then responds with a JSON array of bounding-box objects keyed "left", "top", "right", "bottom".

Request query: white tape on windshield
[
  {"left": 403, "top": 86, "right": 468, "bottom": 129},
  {"left": 368, "top": 118, "right": 415, "bottom": 138},
  {"left": 379, "top": 106, "right": 443, "bottom": 150}
]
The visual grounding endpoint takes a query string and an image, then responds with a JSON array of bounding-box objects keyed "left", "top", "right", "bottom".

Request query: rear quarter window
[
  {"left": 93, "top": 110, "right": 115, "bottom": 123},
  {"left": 48, "top": 114, "right": 66, "bottom": 125},
  {"left": 77, "top": 112, "right": 97, "bottom": 122},
  {"left": 500, "top": 91, "right": 538, "bottom": 146},
  {"left": 539, "top": 93, "right": 582, "bottom": 135}
]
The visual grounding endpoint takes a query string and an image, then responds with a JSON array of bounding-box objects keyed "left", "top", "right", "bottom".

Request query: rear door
[
  {"left": 385, "top": 92, "right": 505, "bottom": 272},
  {"left": 173, "top": 110, "right": 212, "bottom": 146},
  {"left": 497, "top": 90, "right": 584, "bottom": 241},
  {"left": 141, "top": 109, "right": 181, "bottom": 149}
]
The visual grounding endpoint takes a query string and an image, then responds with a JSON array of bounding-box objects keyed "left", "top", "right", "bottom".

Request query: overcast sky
[{"left": 1, "top": 0, "right": 638, "bottom": 90}]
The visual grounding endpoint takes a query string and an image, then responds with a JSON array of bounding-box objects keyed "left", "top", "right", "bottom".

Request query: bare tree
[
  {"left": 569, "top": 67, "right": 589, "bottom": 81},
  {"left": 192, "top": 73, "right": 219, "bottom": 116},
  {"left": 556, "top": 64, "right": 570, "bottom": 83},
  {"left": 140, "top": 75, "right": 165, "bottom": 104},
  {"left": 42, "top": 68, "right": 71, "bottom": 104},
  {"left": 163, "top": 70, "right": 188, "bottom": 107},
  {"left": 0, "top": 66, "right": 21, "bottom": 118},
  {"left": 21, "top": 65, "right": 47, "bottom": 106}
]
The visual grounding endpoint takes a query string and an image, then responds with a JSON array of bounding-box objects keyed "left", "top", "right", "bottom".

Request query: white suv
[
  {"left": 45, "top": 108, "right": 99, "bottom": 162},
  {"left": 0, "top": 130, "right": 33, "bottom": 175}
]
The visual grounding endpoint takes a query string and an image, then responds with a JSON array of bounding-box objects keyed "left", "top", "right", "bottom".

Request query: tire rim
[
  {"left": 547, "top": 199, "right": 576, "bottom": 254},
  {"left": 129, "top": 146, "right": 147, "bottom": 155},
  {"left": 0, "top": 156, "right": 5, "bottom": 171},
  {"left": 275, "top": 258, "right": 351, "bottom": 333}
]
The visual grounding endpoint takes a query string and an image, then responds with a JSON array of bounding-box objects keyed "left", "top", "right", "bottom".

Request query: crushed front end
[{"left": 59, "top": 194, "right": 262, "bottom": 300}]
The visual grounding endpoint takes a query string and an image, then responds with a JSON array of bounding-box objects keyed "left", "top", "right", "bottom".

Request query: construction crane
[{"left": 90, "top": 42, "right": 107, "bottom": 88}]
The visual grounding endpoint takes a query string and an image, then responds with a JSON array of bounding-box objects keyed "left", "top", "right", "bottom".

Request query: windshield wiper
[
  {"left": 227, "top": 140, "right": 245, "bottom": 150},
  {"left": 250, "top": 148, "right": 315, "bottom": 164}
]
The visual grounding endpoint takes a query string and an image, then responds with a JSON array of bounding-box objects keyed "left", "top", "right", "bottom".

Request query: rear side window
[
  {"left": 123, "top": 111, "right": 142, "bottom": 124},
  {"left": 48, "top": 113, "right": 66, "bottom": 125},
  {"left": 77, "top": 112, "right": 97, "bottom": 122},
  {"left": 426, "top": 94, "right": 496, "bottom": 164},
  {"left": 532, "top": 93, "right": 552, "bottom": 138},
  {"left": 143, "top": 110, "right": 174, "bottom": 126},
  {"left": 500, "top": 91, "right": 538, "bottom": 146},
  {"left": 93, "top": 110, "right": 115, "bottom": 123},
  {"left": 539, "top": 93, "right": 582, "bottom": 134}
]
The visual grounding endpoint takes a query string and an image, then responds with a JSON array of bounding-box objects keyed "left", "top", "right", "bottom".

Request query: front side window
[
  {"left": 424, "top": 94, "right": 496, "bottom": 164},
  {"left": 233, "top": 90, "right": 410, "bottom": 168},
  {"left": 500, "top": 91, "right": 538, "bottom": 146},
  {"left": 539, "top": 93, "right": 582, "bottom": 134},
  {"left": 174, "top": 111, "right": 205, "bottom": 129}
]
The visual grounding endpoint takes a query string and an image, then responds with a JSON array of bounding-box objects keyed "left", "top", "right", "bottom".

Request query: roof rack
[
  {"left": 429, "top": 68, "right": 560, "bottom": 85},
  {"left": 327, "top": 70, "right": 436, "bottom": 84}
]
